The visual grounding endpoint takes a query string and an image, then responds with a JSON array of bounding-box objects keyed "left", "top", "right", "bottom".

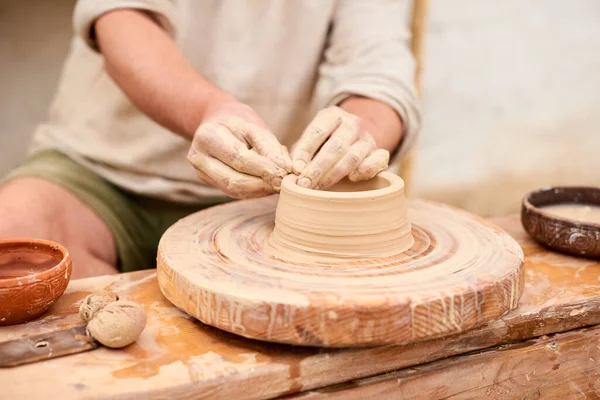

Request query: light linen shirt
[{"left": 30, "top": 0, "right": 421, "bottom": 203}]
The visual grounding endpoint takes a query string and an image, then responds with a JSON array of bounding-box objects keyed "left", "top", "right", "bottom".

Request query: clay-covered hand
[
  {"left": 292, "top": 106, "right": 390, "bottom": 189},
  {"left": 188, "top": 100, "right": 293, "bottom": 198}
]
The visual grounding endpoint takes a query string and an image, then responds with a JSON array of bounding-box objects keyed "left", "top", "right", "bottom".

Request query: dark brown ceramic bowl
[
  {"left": 521, "top": 187, "right": 600, "bottom": 259},
  {"left": 0, "top": 239, "right": 72, "bottom": 325}
]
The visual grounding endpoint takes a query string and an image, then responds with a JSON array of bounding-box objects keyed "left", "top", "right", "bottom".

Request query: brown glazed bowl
[
  {"left": 0, "top": 239, "right": 72, "bottom": 325},
  {"left": 521, "top": 187, "right": 600, "bottom": 259}
]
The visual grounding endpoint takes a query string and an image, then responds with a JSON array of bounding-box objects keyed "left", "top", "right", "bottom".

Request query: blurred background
[{"left": 1, "top": 0, "right": 599, "bottom": 217}]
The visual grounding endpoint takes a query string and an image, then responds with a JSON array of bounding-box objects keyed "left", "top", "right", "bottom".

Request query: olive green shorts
[{"left": 2, "top": 150, "right": 231, "bottom": 272}]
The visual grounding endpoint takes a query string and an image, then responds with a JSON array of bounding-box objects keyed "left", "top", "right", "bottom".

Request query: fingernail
[
  {"left": 297, "top": 177, "right": 312, "bottom": 188},
  {"left": 293, "top": 160, "right": 307, "bottom": 174}
]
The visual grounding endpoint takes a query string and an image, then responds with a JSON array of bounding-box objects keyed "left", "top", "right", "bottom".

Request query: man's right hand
[
  {"left": 94, "top": 11, "right": 291, "bottom": 199},
  {"left": 187, "top": 99, "right": 293, "bottom": 199}
]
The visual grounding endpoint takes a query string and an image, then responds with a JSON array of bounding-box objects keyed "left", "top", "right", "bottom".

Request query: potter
[{"left": 0, "top": 2, "right": 420, "bottom": 278}]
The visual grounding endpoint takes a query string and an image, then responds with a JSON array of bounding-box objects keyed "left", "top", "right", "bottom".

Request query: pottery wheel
[{"left": 157, "top": 197, "right": 524, "bottom": 347}]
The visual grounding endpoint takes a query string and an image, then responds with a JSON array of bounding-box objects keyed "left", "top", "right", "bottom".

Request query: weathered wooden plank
[
  {"left": 289, "top": 325, "right": 600, "bottom": 399},
  {"left": 0, "top": 325, "right": 97, "bottom": 367}
]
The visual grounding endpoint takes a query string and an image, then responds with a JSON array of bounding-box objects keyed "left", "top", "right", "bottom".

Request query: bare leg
[{"left": 0, "top": 178, "right": 119, "bottom": 279}]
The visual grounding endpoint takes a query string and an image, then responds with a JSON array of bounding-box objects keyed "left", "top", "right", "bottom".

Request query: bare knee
[
  {"left": 0, "top": 178, "right": 66, "bottom": 241},
  {"left": 0, "top": 178, "right": 118, "bottom": 276}
]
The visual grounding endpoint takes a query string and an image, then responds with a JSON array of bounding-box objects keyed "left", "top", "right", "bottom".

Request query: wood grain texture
[
  {"left": 157, "top": 198, "right": 524, "bottom": 346},
  {"left": 3, "top": 216, "right": 600, "bottom": 399},
  {"left": 289, "top": 325, "right": 600, "bottom": 399}
]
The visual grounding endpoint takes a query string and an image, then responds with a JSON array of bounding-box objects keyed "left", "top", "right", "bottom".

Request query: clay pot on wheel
[
  {"left": 269, "top": 171, "right": 414, "bottom": 261},
  {"left": 0, "top": 239, "right": 72, "bottom": 325}
]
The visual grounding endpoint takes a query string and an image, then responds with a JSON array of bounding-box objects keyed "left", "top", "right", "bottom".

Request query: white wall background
[
  {"left": 0, "top": 0, "right": 74, "bottom": 173},
  {"left": 414, "top": 0, "right": 600, "bottom": 216},
  {"left": 1, "top": 0, "right": 599, "bottom": 217}
]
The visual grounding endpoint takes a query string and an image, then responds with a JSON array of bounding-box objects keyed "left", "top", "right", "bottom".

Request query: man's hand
[
  {"left": 95, "top": 10, "right": 292, "bottom": 199},
  {"left": 188, "top": 100, "right": 293, "bottom": 199},
  {"left": 292, "top": 106, "right": 390, "bottom": 190}
]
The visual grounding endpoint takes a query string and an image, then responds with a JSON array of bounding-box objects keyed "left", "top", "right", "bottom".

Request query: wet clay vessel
[
  {"left": 157, "top": 172, "right": 524, "bottom": 347},
  {"left": 522, "top": 186, "right": 600, "bottom": 259},
  {"left": 269, "top": 173, "right": 414, "bottom": 262},
  {"left": 0, "top": 239, "right": 72, "bottom": 325}
]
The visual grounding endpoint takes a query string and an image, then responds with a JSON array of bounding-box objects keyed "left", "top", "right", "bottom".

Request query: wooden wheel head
[{"left": 157, "top": 195, "right": 524, "bottom": 347}]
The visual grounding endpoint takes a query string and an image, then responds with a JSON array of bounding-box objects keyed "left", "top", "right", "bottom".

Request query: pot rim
[
  {"left": 0, "top": 238, "right": 71, "bottom": 289},
  {"left": 281, "top": 171, "right": 404, "bottom": 201}
]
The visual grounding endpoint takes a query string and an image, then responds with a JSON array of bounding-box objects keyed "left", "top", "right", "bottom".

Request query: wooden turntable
[{"left": 157, "top": 173, "right": 524, "bottom": 347}]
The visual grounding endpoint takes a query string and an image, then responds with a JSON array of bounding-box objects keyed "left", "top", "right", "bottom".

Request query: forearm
[
  {"left": 95, "top": 9, "right": 233, "bottom": 139},
  {"left": 339, "top": 96, "right": 404, "bottom": 153}
]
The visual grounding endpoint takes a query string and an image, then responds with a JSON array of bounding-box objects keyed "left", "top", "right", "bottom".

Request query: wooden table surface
[{"left": 2, "top": 215, "right": 600, "bottom": 399}]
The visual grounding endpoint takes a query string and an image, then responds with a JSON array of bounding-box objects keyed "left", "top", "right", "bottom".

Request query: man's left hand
[{"left": 291, "top": 106, "right": 389, "bottom": 189}]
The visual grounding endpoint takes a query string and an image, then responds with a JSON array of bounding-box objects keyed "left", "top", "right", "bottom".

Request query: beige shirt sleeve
[
  {"left": 318, "top": 0, "right": 422, "bottom": 162},
  {"left": 72, "top": 0, "right": 178, "bottom": 51}
]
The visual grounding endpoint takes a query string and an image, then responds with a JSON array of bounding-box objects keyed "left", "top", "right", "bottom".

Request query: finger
[
  {"left": 228, "top": 128, "right": 251, "bottom": 149},
  {"left": 194, "top": 168, "right": 218, "bottom": 188},
  {"left": 222, "top": 117, "right": 251, "bottom": 149},
  {"left": 296, "top": 120, "right": 360, "bottom": 188},
  {"left": 349, "top": 149, "right": 390, "bottom": 182},
  {"left": 315, "top": 140, "right": 374, "bottom": 190},
  {"left": 242, "top": 123, "right": 293, "bottom": 173},
  {"left": 196, "top": 123, "right": 287, "bottom": 189},
  {"left": 188, "top": 152, "right": 275, "bottom": 199},
  {"left": 292, "top": 109, "right": 342, "bottom": 174}
]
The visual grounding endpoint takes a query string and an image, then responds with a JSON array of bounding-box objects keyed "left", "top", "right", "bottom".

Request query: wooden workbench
[{"left": 2, "top": 215, "right": 600, "bottom": 399}]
